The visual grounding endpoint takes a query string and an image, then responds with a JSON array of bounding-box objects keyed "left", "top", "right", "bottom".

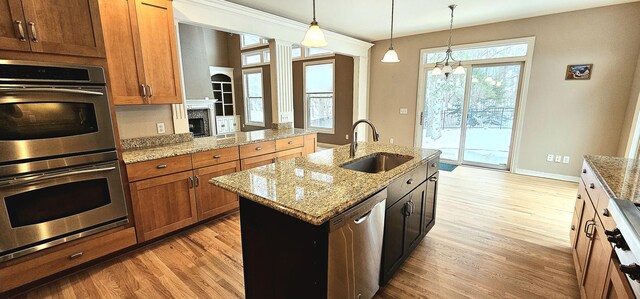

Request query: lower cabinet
[
  {"left": 241, "top": 153, "right": 277, "bottom": 170},
  {"left": 276, "top": 147, "right": 304, "bottom": 161},
  {"left": 580, "top": 218, "right": 613, "bottom": 299},
  {"left": 381, "top": 178, "right": 430, "bottom": 285},
  {"left": 194, "top": 161, "right": 241, "bottom": 221},
  {"left": 129, "top": 170, "right": 198, "bottom": 242},
  {"left": 603, "top": 258, "right": 636, "bottom": 299}
]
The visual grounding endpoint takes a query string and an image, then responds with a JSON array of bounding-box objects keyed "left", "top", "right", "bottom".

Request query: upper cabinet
[
  {"left": 0, "top": 0, "right": 105, "bottom": 57},
  {"left": 99, "top": 0, "right": 182, "bottom": 105}
]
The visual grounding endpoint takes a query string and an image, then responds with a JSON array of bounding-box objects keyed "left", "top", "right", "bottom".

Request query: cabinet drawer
[
  {"left": 596, "top": 196, "right": 617, "bottom": 232},
  {"left": 427, "top": 156, "right": 440, "bottom": 178},
  {"left": 192, "top": 146, "right": 240, "bottom": 168},
  {"left": 276, "top": 147, "right": 304, "bottom": 161},
  {"left": 387, "top": 163, "right": 428, "bottom": 208},
  {"left": 0, "top": 227, "right": 136, "bottom": 292},
  {"left": 241, "top": 153, "right": 277, "bottom": 170},
  {"left": 276, "top": 136, "right": 304, "bottom": 151},
  {"left": 239, "top": 141, "right": 276, "bottom": 159},
  {"left": 127, "top": 155, "right": 193, "bottom": 182},
  {"left": 581, "top": 161, "right": 604, "bottom": 208}
]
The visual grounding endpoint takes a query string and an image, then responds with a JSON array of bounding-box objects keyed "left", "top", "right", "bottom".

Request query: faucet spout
[{"left": 350, "top": 119, "right": 381, "bottom": 158}]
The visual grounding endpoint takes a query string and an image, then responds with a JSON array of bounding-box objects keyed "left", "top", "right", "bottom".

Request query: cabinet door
[
  {"left": 381, "top": 194, "right": 408, "bottom": 284},
  {"left": 276, "top": 147, "right": 304, "bottom": 161},
  {"left": 130, "top": 170, "right": 197, "bottom": 242},
  {"left": 603, "top": 258, "right": 635, "bottom": 299},
  {"left": 20, "top": 0, "right": 105, "bottom": 57},
  {"left": 0, "top": 0, "right": 30, "bottom": 52},
  {"left": 303, "top": 134, "right": 318, "bottom": 156},
  {"left": 98, "top": 0, "right": 146, "bottom": 105},
  {"left": 574, "top": 190, "right": 596, "bottom": 281},
  {"left": 580, "top": 218, "right": 612, "bottom": 299},
  {"left": 405, "top": 182, "right": 426, "bottom": 251},
  {"left": 194, "top": 161, "right": 240, "bottom": 221},
  {"left": 423, "top": 173, "right": 438, "bottom": 236},
  {"left": 240, "top": 153, "right": 277, "bottom": 170},
  {"left": 135, "top": 0, "right": 182, "bottom": 104}
]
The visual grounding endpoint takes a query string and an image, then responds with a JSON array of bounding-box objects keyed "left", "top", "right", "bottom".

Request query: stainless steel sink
[{"left": 340, "top": 152, "right": 413, "bottom": 174}]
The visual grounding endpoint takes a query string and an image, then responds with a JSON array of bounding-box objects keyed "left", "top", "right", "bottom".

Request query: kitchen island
[{"left": 210, "top": 142, "right": 440, "bottom": 298}]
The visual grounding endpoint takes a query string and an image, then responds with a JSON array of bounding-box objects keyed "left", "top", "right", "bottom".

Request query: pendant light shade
[
  {"left": 301, "top": 0, "right": 328, "bottom": 47},
  {"left": 381, "top": 0, "right": 399, "bottom": 63}
]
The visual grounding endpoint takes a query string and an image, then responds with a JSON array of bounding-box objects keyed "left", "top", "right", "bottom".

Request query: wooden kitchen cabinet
[
  {"left": 0, "top": 0, "right": 30, "bottom": 52},
  {"left": 129, "top": 170, "right": 197, "bottom": 242},
  {"left": 573, "top": 183, "right": 596, "bottom": 281},
  {"left": 241, "top": 153, "right": 277, "bottom": 170},
  {"left": 0, "top": 0, "right": 105, "bottom": 57},
  {"left": 99, "top": 0, "right": 182, "bottom": 105},
  {"left": 603, "top": 258, "right": 636, "bottom": 299},
  {"left": 303, "top": 133, "right": 318, "bottom": 156},
  {"left": 276, "top": 147, "right": 304, "bottom": 161},
  {"left": 580, "top": 216, "right": 613, "bottom": 299},
  {"left": 194, "top": 161, "right": 240, "bottom": 221}
]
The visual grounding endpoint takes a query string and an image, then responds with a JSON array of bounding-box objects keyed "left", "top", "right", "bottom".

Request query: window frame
[
  {"left": 242, "top": 68, "right": 266, "bottom": 127},
  {"left": 240, "top": 34, "right": 269, "bottom": 50},
  {"left": 241, "top": 49, "right": 270, "bottom": 67},
  {"left": 303, "top": 59, "right": 336, "bottom": 134}
]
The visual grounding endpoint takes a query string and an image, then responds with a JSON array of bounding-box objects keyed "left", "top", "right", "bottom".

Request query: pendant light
[
  {"left": 432, "top": 4, "right": 464, "bottom": 78},
  {"left": 301, "top": 0, "right": 328, "bottom": 47},
  {"left": 381, "top": 0, "right": 399, "bottom": 63}
]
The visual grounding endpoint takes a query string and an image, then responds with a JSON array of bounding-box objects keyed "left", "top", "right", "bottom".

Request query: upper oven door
[
  {"left": 0, "top": 86, "right": 115, "bottom": 164},
  {"left": 0, "top": 161, "right": 128, "bottom": 259}
]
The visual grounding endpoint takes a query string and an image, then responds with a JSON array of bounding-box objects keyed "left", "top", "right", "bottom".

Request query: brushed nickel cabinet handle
[
  {"left": 288, "top": 141, "right": 293, "bottom": 145},
  {"left": 255, "top": 147, "right": 262, "bottom": 151},
  {"left": 69, "top": 252, "right": 84, "bottom": 260},
  {"left": 156, "top": 164, "right": 167, "bottom": 169},
  {"left": 213, "top": 155, "right": 222, "bottom": 159},
  {"left": 16, "top": 20, "right": 26, "bottom": 41},
  {"left": 28, "top": 21, "right": 37, "bottom": 42},
  {"left": 141, "top": 84, "right": 147, "bottom": 97},
  {"left": 148, "top": 84, "right": 153, "bottom": 97},
  {"left": 195, "top": 175, "right": 200, "bottom": 187},
  {"left": 188, "top": 177, "right": 194, "bottom": 188}
]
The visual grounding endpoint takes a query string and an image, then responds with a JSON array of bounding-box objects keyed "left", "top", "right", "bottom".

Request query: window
[
  {"left": 304, "top": 61, "right": 334, "bottom": 133},
  {"left": 241, "top": 49, "right": 271, "bottom": 67},
  {"left": 240, "top": 34, "right": 268, "bottom": 49},
  {"left": 242, "top": 68, "right": 265, "bottom": 126},
  {"left": 306, "top": 47, "right": 333, "bottom": 57},
  {"left": 424, "top": 42, "right": 529, "bottom": 64},
  {"left": 291, "top": 45, "right": 302, "bottom": 59}
]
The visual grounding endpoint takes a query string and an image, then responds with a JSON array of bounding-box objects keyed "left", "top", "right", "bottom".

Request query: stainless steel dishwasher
[{"left": 328, "top": 189, "right": 387, "bottom": 299}]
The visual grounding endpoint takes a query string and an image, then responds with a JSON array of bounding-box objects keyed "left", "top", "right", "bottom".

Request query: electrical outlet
[
  {"left": 345, "top": 134, "right": 349, "bottom": 140},
  {"left": 546, "top": 154, "right": 554, "bottom": 162},
  {"left": 389, "top": 138, "right": 394, "bottom": 144},
  {"left": 156, "top": 122, "right": 166, "bottom": 134},
  {"left": 399, "top": 108, "right": 408, "bottom": 115},
  {"left": 563, "top": 156, "right": 570, "bottom": 164},
  {"left": 554, "top": 155, "right": 562, "bottom": 163}
]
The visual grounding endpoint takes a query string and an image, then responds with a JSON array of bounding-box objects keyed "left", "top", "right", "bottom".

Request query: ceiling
[{"left": 223, "top": 0, "right": 639, "bottom": 41}]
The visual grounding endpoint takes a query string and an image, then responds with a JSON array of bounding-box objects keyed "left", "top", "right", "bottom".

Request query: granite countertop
[
  {"left": 584, "top": 154, "right": 640, "bottom": 203},
  {"left": 121, "top": 129, "right": 316, "bottom": 164},
  {"left": 209, "top": 142, "right": 441, "bottom": 225}
]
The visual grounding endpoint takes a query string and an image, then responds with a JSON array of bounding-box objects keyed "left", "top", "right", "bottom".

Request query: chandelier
[{"left": 432, "top": 4, "right": 464, "bottom": 78}]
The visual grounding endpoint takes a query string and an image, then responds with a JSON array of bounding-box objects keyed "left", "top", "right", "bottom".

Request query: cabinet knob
[
  {"left": 156, "top": 164, "right": 168, "bottom": 169},
  {"left": 431, "top": 163, "right": 437, "bottom": 167},
  {"left": 577, "top": 194, "right": 581, "bottom": 199},
  {"left": 213, "top": 155, "right": 222, "bottom": 159},
  {"left": 428, "top": 176, "right": 438, "bottom": 182},
  {"left": 255, "top": 147, "right": 262, "bottom": 151},
  {"left": 288, "top": 141, "right": 293, "bottom": 145},
  {"left": 589, "top": 183, "right": 595, "bottom": 189},
  {"left": 406, "top": 178, "right": 414, "bottom": 185},
  {"left": 571, "top": 224, "right": 575, "bottom": 231},
  {"left": 68, "top": 252, "right": 84, "bottom": 260},
  {"left": 602, "top": 208, "right": 610, "bottom": 217},
  {"left": 582, "top": 169, "right": 587, "bottom": 174}
]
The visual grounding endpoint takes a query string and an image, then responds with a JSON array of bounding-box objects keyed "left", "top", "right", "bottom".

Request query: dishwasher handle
[{"left": 354, "top": 211, "right": 372, "bottom": 224}]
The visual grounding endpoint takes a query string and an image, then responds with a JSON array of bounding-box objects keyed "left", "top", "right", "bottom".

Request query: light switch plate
[
  {"left": 390, "top": 138, "right": 394, "bottom": 144},
  {"left": 399, "top": 108, "right": 408, "bottom": 115},
  {"left": 156, "top": 122, "right": 166, "bottom": 134}
]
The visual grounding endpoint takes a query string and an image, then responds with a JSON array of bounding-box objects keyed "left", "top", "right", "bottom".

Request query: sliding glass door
[{"left": 419, "top": 63, "right": 522, "bottom": 169}]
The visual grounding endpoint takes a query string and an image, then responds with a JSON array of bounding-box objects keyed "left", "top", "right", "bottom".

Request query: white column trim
[{"left": 269, "top": 39, "right": 294, "bottom": 124}]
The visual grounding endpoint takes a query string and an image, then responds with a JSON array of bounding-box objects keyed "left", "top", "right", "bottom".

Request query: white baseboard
[{"left": 514, "top": 168, "right": 580, "bottom": 182}]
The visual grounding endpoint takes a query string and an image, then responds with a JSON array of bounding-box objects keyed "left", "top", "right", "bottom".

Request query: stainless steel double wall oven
[{"left": 0, "top": 60, "right": 128, "bottom": 262}]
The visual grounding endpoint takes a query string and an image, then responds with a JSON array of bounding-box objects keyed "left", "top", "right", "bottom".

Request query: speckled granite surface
[
  {"left": 585, "top": 154, "right": 640, "bottom": 203},
  {"left": 121, "top": 129, "right": 316, "bottom": 164},
  {"left": 210, "top": 142, "right": 441, "bottom": 225},
  {"left": 121, "top": 133, "right": 194, "bottom": 150}
]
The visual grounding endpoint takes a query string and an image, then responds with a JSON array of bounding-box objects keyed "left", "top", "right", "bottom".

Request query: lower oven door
[{"left": 0, "top": 161, "right": 128, "bottom": 261}]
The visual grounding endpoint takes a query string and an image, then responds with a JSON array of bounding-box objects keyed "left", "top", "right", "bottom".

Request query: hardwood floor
[{"left": 13, "top": 166, "right": 580, "bottom": 298}]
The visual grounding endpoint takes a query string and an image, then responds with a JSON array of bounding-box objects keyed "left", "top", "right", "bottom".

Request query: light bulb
[
  {"left": 489, "top": 80, "right": 496, "bottom": 86},
  {"left": 484, "top": 77, "right": 493, "bottom": 82},
  {"left": 453, "top": 65, "right": 465, "bottom": 74},
  {"left": 381, "top": 48, "right": 400, "bottom": 63},
  {"left": 496, "top": 81, "right": 502, "bottom": 87},
  {"left": 471, "top": 77, "right": 479, "bottom": 83},
  {"left": 442, "top": 65, "right": 452, "bottom": 74},
  {"left": 301, "top": 24, "right": 328, "bottom": 47},
  {"left": 432, "top": 67, "right": 442, "bottom": 75}
]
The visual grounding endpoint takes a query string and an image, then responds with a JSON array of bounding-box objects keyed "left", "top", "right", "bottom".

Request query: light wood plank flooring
[{"left": 13, "top": 166, "right": 580, "bottom": 298}]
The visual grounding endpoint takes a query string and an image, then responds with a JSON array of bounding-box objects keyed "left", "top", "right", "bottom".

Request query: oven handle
[
  {"left": 0, "top": 87, "right": 104, "bottom": 96},
  {"left": 0, "top": 166, "right": 116, "bottom": 187}
]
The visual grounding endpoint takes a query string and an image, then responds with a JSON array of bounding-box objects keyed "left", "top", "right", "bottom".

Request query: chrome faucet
[{"left": 350, "top": 119, "right": 380, "bottom": 158}]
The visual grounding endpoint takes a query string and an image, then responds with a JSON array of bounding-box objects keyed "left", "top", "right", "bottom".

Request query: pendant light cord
[
  {"left": 447, "top": 5, "right": 456, "bottom": 49},
  {"left": 390, "top": 0, "right": 395, "bottom": 47},
  {"left": 312, "top": 0, "right": 317, "bottom": 22}
]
